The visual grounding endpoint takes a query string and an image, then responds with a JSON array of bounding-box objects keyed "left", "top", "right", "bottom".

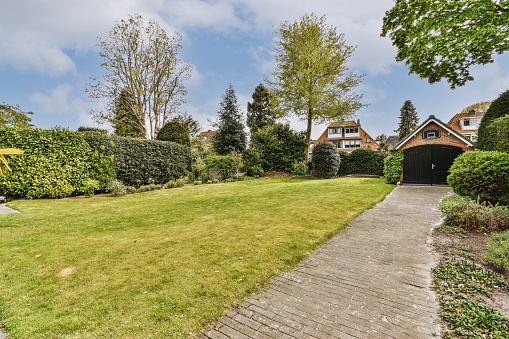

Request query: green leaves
[
  {"left": 0, "top": 102, "right": 34, "bottom": 128},
  {"left": 382, "top": 0, "right": 509, "bottom": 88}
]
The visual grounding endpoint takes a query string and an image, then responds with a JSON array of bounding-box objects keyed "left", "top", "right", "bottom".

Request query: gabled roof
[
  {"left": 447, "top": 111, "right": 485, "bottom": 133},
  {"left": 386, "top": 135, "right": 399, "bottom": 149},
  {"left": 395, "top": 115, "right": 474, "bottom": 150}
]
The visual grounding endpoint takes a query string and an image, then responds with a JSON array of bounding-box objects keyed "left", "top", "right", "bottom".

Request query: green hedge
[
  {"left": 338, "top": 147, "right": 388, "bottom": 176},
  {"left": 447, "top": 150, "right": 509, "bottom": 205},
  {"left": 203, "top": 154, "right": 236, "bottom": 180},
  {"left": 84, "top": 133, "right": 191, "bottom": 186},
  {"left": 383, "top": 151, "right": 404, "bottom": 184},
  {"left": 0, "top": 127, "right": 98, "bottom": 198},
  {"left": 491, "top": 115, "right": 509, "bottom": 153}
]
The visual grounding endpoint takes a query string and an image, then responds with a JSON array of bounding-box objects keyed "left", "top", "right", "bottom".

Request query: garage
[{"left": 395, "top": 115, "right": 474, "bottom": 186}]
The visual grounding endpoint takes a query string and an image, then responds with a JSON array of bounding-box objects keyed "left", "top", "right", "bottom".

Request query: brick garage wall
[{"left": 399, "top": 122, "right": 474, "bottom": 153}]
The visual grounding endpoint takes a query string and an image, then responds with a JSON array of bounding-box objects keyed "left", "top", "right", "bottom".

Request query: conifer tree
[
  {"left": 394, "top": 100, "right": 419, "bottom": 140},
  {"left": 212, "top": 84, "right": 247, "bottom": 155},
  {"left": 247, "top": 84, "right": 276, "bottom": 134},
  {"left": 477, "top": 89, "right": 509, "bottom": 150},
  {"left": 112, "top": 89, "right": 143, "bottom": 138}
]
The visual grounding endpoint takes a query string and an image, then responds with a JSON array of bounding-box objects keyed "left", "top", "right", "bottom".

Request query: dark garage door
[{"left": 402, "top": 145, "right": 463, "bottom": 185}]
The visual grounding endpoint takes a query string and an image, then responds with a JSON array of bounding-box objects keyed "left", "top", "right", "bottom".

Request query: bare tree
[{"left": 87, "top": 14, "right": 192, "bottom": 139}]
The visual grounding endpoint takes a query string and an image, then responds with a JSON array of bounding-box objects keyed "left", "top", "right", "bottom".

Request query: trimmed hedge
[
  {"left": 491, "top": 115, "right": 509, "bottom": 153},
  {"left": 0, "top": 127, "right": 101, "bottom": 198},
  {"left": 156, "top": 121, "right": 191, "bottom": 147},
  {"left": 383, "top": 151, "right": 404, "bottom": 184},
  {"left": 447, "top": 150, "right": 509, "bottom": 205},
  {"left": 337, "top": 147, "right": 388, "bottom": 176},
  {"left": 84, "top": 133, "right": 191, "bottom": 186}
]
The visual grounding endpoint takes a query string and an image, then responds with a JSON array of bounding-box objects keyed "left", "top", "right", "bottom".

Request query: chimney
[
  {"left": 468, "top": 109, "right": 476, "bottom": 116},
  {"left": 357, "top": 119, "right": 360, "bottom": 126}
]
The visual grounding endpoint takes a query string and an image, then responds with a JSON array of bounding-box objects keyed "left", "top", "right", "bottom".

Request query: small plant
[
  {"left": 106, "top": 180, "right": 126, "bottom": 197},
  {"left": 125, "top": 186, "right": 137, "bottom": 194},
  {"left": 194, "top": 181, "right": 202, "bottom": 185},
  {"left": 212, "top": 179, "right": 219, "bottom": 184},
  {"left": 443, "top": 200, "right": 509, "bottom": 232},
  {"left": 82, "top": 179, "right": 99, "bottom": 197},
  {"left": 484, "top": 231, "right": 509, "bottom": 271},
  {"left": 176, "top": 178, "right": 186, "bottom": 187},
  {"left": 439, "top": 194, "right": 469, "bottom": 214},
  {"left": 224, "top": 178, "right": 235, "bottom": 183},
  {"left": 206, "top": 180, "right": 212, "bottom": 184},
  {"left": 291, "top": 161, "right": 308, "bottom": 176},
  {"left": 208, "top": 168, "right": 222, "bottom": 182},
  {"left": 311, "top": 141, "right": 340, "bottom": 179},
  {"left": 434, "top": 224, "right": 466, "bottom": 235}
]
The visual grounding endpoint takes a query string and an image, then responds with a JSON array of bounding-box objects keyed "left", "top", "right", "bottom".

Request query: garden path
[
  {"left": 0, "top": 204, "right": 18, "bottom": 215},
  {"left": 201, "top": 185, "right": 451, "bottom": 338}
]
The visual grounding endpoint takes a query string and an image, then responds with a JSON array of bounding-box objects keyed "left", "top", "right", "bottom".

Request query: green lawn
[{"left": 0, "top": 177, "right": 394, "bottom": 338}]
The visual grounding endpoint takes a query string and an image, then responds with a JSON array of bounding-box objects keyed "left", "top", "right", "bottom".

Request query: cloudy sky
[{"left": 1, "top": 0, "right": 508, "bottom": 140}]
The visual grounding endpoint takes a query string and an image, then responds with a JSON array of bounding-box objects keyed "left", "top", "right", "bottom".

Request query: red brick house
[
  {"left": 395, "top": 115, "right": 474, "bottom": 185},
  {"left": 310, "top": 121, "right": 380, "bottom": 154},
  {"left": 446, "top": 110, "right": 485, "bottom": 142}
]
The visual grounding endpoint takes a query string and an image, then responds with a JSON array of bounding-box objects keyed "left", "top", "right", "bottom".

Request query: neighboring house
[
  {"left": 386, "top": 135, "right": 400, "bottom": 150},
  {"left": 198, "top": 130, "right": 215, "bottom": 142},
  {"left": 446, "top": 110, "right": 485, "bottom": 142},
  {"left": 395, "top": 115, "right": 474, "bottom": 185},
  {"left": 310, "top": 121, "right": 380, "bottom": 154}
]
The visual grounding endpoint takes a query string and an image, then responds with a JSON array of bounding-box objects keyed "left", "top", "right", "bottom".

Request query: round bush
[
  {"left": 156, "top": 121, "right": 191, "bottom": 147},
  {"left": 383, "top": 151, "right": 404, "bottom": 184},
  {"left": 311, "top": 142, "right": 340, "bottom": 179},
  {"left": 447, "top": 150, "right": 509, "bottom": 205}
]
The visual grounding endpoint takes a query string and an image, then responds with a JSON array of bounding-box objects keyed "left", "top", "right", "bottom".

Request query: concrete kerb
[{"left": 0, "top": 204, "right": 19, "bottom": 215}]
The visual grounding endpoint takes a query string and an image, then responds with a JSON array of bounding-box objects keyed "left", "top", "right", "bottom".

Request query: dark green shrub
[
  {"left": 250, "top": 124, "right": 306, "bottom": 172},
  {"left": 84, "top": 133, "right": 191, "bottom": 186},
  {"left": 156, "top": 121, "right": 191, "bottom": 147},
  {"left": 242, "top": 148, "right": 264, "bottom": 177},
  {"left": 491, "top": 114, "right": 509, "bottom": 153},
  {"left": 77, "top": 127, "right": 109, "bottom": 134},
  {"left": 203, "top": 154, "right": 235, "bottom": 180},
  {"left": 337, "top": 147, "right": 387, "bottom": 176},
  {"left": 224, "top": 178, "right": 236, "bottom": 183},
  {"left": 443, "top": 200, "right": 509, "bottom": 233},
  {"left": 484, "top": 230, "right": 509, "bottom": 271},
  {"left": 447, "top": 151, "right": 509, "bottom": 205},
  {"left": 311, "top": 141, "right": 340, "bottom": 179},
  {"left": 477, "top": 90, "right": 509, "bottom": 150},
  {"left": 0, "top": 127, "right": 98, "bottom": 199},
  {"left": 383, "top": 151, "right": 404, "bottom": 184}
]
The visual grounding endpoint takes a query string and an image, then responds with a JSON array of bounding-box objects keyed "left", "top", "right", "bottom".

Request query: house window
[
  {"left": 366, "top": 138, "right": 371, "bottom": 143},
  {"left": 463, "top": 119, "right": 470, "bottom": 126},
  {"left": 345, "top": 127, "right": 359, "bottom": 134},
  {"left": 344, "top": 139, "right": 361, "bottom": 148},
  {"left": 422, "top": 129, "right": 441, "bottom": 139},
  {"left": 328, "top": 127, "right": 341, "bottom": 135}
]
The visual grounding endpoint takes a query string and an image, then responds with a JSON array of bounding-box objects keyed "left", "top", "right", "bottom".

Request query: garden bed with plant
[{"left": 0, "top": 177, "right": 394, "bottom": 338}]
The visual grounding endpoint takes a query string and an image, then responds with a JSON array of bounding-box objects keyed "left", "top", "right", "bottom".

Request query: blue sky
[{"left": 1, "top": 0, "right": 508, "bottom": 140}]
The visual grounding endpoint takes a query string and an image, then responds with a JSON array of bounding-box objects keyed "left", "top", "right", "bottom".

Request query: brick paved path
[{"left": 201, "top": 185, "right": 451, "bottom": 338}]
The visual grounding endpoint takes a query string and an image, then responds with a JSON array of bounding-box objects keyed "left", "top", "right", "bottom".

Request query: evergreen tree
[
  {"left": 477, "top": 89, "right": 509, "bottom": 151},
  {"left": 394, "top": 100, "right": 419, "bottom": 140},
  {"left": 112, "top": 90, "right": 143, "bottom": 138},
  {"left": 247, "top": 84, "right": 277, "bottom": 134},
  {"left": 156, "top": 121, "right": 191, "bottom": 147},
  {"left": 212, "top": 84, "right": 247, "bottom": 155}
]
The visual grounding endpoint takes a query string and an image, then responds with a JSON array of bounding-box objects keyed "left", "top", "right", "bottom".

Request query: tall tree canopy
[
  {"left": 87, "top": 14, "right": 192, "bottom": 139},
  {"left": 112, "top": 90, "right": 144, "bottom": 138},
  {"left": 247, "top": 84, "right": 277, "bottom": 134},
  {"left": 395, "top": 100, "right": 419, "bottom": 139},
  {"left": 268, "top": 13, "right": 365, "bottom": 161},
  {"left": 381, "top": 0, "right": 509, "bottom": 89},
  {"left": 212, "top": 84, "right": 247, "bottom": 155},
  {"left": 170, "top": 112, "right": 201, "bottom": 139},
  {"left": 0, "top": 102, "right": 34, "bottom": 128}
]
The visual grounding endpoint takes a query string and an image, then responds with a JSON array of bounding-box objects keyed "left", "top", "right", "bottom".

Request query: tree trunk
[{"left": 304, "top": 110, "right": 312, "bottom": 162}]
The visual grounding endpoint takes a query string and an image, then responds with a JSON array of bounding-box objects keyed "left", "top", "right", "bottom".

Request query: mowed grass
[{"left": 0, "top": 177, "right": 394, "bottom": 338}]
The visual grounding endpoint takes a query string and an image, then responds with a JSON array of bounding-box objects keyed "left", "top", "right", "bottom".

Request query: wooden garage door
[{"left": 403, "top": 145, "right": 463, "bottom": 185}]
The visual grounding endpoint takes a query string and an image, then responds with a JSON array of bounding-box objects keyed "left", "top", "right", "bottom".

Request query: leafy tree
[
  {"left": 156, "top": 120, "right": 191, "bottom": 147},
  {"left": 170, "top": 112, "right": 201, "bottom": 139},
  {"left": 212, "top": 84, "right": 247, "bottom": 155},
  {"left": 381, "top": 0, "right": 509, "bottom": 89},
  {"left": 0, "top": 102, "right": 34, "bottom": 128},
  {"left": 111, "top": 90, "right": 143, "bottom": 138},
  {"left": 250, "top": 123, "right": 307, "bottom": 172},
  {"left": 394, "top": 100, "right": 419, "bottom": 140},
  {"left": 87, "top": 14, "right": 192, "bottom": 139},
  {"left": 268, "top": 13, "right": 365, "bottom": 161},
  {"left": 247, "top": 84, "right": 277, "bottom": 134},
  {"left": 477, "top": 89, "right": 509, "bottom": 150},
  {"left": 376, "top": 133, "right": 390, "bottom": 152},
  {"left": 461, "top": 101, "right": 492, "bottom": 113}
]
